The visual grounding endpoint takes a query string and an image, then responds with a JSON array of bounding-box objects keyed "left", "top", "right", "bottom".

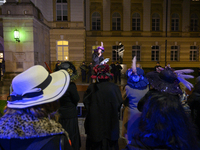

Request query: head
[
  {"left": 98, "top": 49, "right": 102, "bottom": 54},
  {"left": 156, "top": 62, "right": 160, "bottom": 66},
  {"left": 136, "top": 92, "right": 198, "bottom": 149},
  {"left": 6, "top": 65, "right": 70, "bottom": 118},
  {"left": 58, "top": 61, "right": 79, "bottom": 82},
  {"left": 136, "top": 63, "right": 141, "bottom": 68},
  {"left": 119, "top": 42, "right": 122, "bottom": 45},
  {"left": 90, "top": 62, "right": 92, "bottom": 65},
  {"left": 82, "top": 62, "right": 85, "bottom": 65},
  {"left": 91, "top": 64, "right": 113, "bottom": 82}
]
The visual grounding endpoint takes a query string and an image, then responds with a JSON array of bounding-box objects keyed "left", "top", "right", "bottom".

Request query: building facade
[{"left": 0, "top": 0, "right": 199, "bottom": 77}]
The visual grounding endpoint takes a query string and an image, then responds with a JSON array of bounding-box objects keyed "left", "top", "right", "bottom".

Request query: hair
[
  {"left": 134, "top": 92, "right": 198, "bottom": 150},
  {"left": 4, "top": 100, "right": 60, "bottom": 121}
]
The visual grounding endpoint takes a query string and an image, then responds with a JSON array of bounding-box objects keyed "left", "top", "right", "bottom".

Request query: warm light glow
[
  {"left": 0, "top": 53, "right": 3, "bottom": 58},
  {"left": 65, "top": 56, "right": 68, "bottom": 60}
]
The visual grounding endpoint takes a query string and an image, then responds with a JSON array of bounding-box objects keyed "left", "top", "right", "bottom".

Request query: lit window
[
  {"left": 56, "top": 0, "right": 68, "bottom": 21},
  {"left": 57, "top": 40, "right": 69, "bottom": 61},
  {"left": 0, "top": 0, "right": 6, "bottom": 6},
  {"left": 132, "top": 13, "right": 140, "bottom": 31},
  {"left": 170, "top": 46, "right": 179, "bottom": 61},
  {"left": 171, "top": 13, "right": 179, "bottom": 31},
  {"left": 152, "top": 13, "right": 160, "bottom": 31},
  {"left": 190, "top": 46, "right": 198, "bottom": 61},
  {"left": 151, "top": 46, "right": 159, "bottom": 61},
  {"left": 112, "top": 12, "right": 121, "bottom": 31},
  {"left": 0, "top": 53, "right": 3, "bottom": 58},
  {"left": 132, "top": 46, "right": 140, "bottom": 61},
  {"left": 92, "top": 12, "right": 101, "bottom": 30}
]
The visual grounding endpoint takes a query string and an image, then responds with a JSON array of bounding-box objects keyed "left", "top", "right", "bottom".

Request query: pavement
[{"left": 0, "top": 75, "right": 128, "bottom": 150}]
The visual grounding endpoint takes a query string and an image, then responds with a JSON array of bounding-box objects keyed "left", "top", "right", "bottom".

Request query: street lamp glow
[{"left": 14, "top": 29, "right": 20, "bottom": 42}]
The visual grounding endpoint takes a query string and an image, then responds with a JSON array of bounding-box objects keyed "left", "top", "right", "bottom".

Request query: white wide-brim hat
[{"left": 7, "top": 65, "right": 70, "bottom": 109}]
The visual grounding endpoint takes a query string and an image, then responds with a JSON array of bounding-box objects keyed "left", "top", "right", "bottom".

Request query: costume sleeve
[
  {"left": 92, "top": 53, "right": 99, "bottom": 64},
  {"left": 115, "top": 85, "right": 123, "bottom": 111},
  {"left": 68, "top": 82, "right": 80, "bottom": 106}
]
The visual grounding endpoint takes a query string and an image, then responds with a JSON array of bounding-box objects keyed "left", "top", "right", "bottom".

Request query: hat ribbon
[{"left": 10, "top": 75, "right": 52, "bottom": 101}]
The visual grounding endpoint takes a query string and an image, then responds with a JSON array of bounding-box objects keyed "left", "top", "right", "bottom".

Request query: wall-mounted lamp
[{"left": 14, "top": 29, "right": 20, "bottom": 42}]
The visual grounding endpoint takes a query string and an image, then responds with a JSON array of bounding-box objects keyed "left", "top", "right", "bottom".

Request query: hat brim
[
  {"left": 7, "top": 69, "right": 70, "bottom": 108},
  {"left": 146, "top": 71, "right": 182, "bottom": 94}
]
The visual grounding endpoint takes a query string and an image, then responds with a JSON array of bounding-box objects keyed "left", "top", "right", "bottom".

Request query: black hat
[{"left": 58, "top": 61, "right": 79, "bottom": 81}]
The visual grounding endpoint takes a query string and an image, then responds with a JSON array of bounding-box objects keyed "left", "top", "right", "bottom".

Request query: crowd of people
[{"left": 0, "top": 43, "right": 200, "bottom": 150}]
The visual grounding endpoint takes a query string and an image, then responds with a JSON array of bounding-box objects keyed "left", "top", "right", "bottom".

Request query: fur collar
[{"left": 0, "top": 113, "right": 68, "bottom": 139}]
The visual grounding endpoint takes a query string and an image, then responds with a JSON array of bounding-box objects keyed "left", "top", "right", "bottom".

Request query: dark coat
[
  {"left": 92, "top": 52, "right": 104, "bottom": 66},
  {"left": 110, "top": 64, "right": 116, "bottom": 74},
  {"left": 0, "top": 134, "right": 72, "bottom": 150},
  {"left": 58, "top": 82, "right": 81, "bottom": 150},
  {"left": 83, "top": 81, "right": 123, "bottom": 142},
  {"left": 188, "top": 81, "right": 200, "bottom": 138}
]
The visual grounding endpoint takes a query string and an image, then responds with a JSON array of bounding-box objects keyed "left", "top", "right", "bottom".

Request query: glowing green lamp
[{"left": 14, "top": 29, "right": 20, "bottom": 42}]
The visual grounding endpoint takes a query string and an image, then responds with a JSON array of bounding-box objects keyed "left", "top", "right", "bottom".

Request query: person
[
  {"left": 110, "top": 61, "right": 116, "bottom": 81},
  {"left": 124, "top": 92, "right": 199, "bottom": 150},
  {"left": 56, "top": 61, "right": 81, "bottom": 150},
  {"left": 54, "top": 60, "right": 61, "bottom": 71},
  {"left": 122, "top": 57, "right": 149, "bottom": 141},
  {"left": 87, "top": 62, "right": 93, "bottom": 83},
  {"left": 187, "top": 76, "right": 200, "bottom": 139},
  {"left": 0, "top": 60, "right": 2, "bottom": 81},
  {"left": 92, "top": 42, "right": 104, "bottom": 66},
  {"left": 115, "top": 62, "right": 122, "bottom": 84},
  {"left": 83, "top": 64, "right": 123, "bottom": 150},
  {"left": 138, "top": 67, "right": 194, "bottom": 112},
  {"left": 0, "top": 65, "right": 72, "bottom": 150},
  {"left": 116, "top": 42, "right": 125, "bottom": 64},
  {"left": 154, "top": 61, "right": 161, "bottom": 72},
  {"left": 80, "top": 61, "right": 87, "bottom": 82}
]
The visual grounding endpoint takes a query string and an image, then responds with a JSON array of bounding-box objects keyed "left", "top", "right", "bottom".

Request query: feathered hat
[
  {"left": 91, "top": 64, "right": 113, "bottom": 82},
  {"left": 146, "top": 66, "right": 194, "bottom": 94},
  {"left": 94, "top": 42, "right": 105, "bottom": 52},
  {"left": 126, "top": 56, "right": 149, "bottom": 89}
]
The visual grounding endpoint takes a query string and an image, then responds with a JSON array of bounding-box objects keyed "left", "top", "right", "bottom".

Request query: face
[{"left": 98, "top": 49, "right": 102, "bottom": 53}]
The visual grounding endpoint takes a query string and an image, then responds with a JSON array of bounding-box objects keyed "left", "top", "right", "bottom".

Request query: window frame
[
  {"left": 56, "top": 0, "right": 68, "bottom": 21},
  {"left": 152, "top": 13, "right": 160, "bottom": 31},
  {"left": 171, "top": 13, "right": 179, "bottom": 31},
  {"left": 56, "top": 40, "right": 69, "bottom": 61},
  {"left": 132, "top": 45, "right": 141, "bottom": 61},
  {"left": 151, "top": 45, "right": 160, "bottom": 61},
  {"left": 112, "top": 12, "right": 121, "bottom": 31},
  {"left": 170, "top": 46, "right": 179, "bottom": 61},
  {"left": 91, "top": 12, "right": 101, "bottom": 31},
  {"left": 190, "top": 14, "right": 198, "bottom": 32},
  {"left": 190, "top": 46, "right": 199, "bottom": 61},
  {"left": 132, "top": 13, "right": 141, "bottom": 31}
]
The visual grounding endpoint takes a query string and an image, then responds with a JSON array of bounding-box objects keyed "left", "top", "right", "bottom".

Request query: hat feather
[
  {"left": 174, "top": 69, "right": 194, "bottom": 74},
  {"left": 177, "top": 76, "right": 194, "bottom": 91},
  {"left": 132, "top": 56, "right": 137, "bottom": 74}
]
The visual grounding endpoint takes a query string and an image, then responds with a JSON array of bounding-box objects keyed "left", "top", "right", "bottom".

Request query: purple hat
[
  {"left": 146, "top": 67, "right": 194, "bottom": 95},
  {"left": 97, "top": 42, "right": 105, "bottom": 52}
]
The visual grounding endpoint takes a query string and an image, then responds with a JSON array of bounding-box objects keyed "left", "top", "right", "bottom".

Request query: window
[
  {"left": 132, "top": 46, "right": 141, "bottom": 61},
  {"left": 151, "top": 46, "right": 159, "bottom": 61},
  {"left": 112, "top": 45, "right": 120, "bottom": 61},
  {"left": 112, "top": 12, "right": 121, "bottom": 31},
  {"left": 57, "top": 41, "right": 69, "bottom": 61},
  {"left": 132, "top": 13, "right": 140, "bottom": 31},
  {"left": 190, "top": 14, "right": 198, "bottom": 31},
  {"left": 171, "top": 13, "right": 179, "bottom": 31},
  {"left": 152, "top": 13, "right": 160, "bottom": 31},
  {"left": 92, "top": 12, "right": 101, "bottom": 30},
  {"left": 56, "top": 0, "right": 68, "bottom": 21},
  {"left": 190, "top": 46, "right": 198, "bottom": 61},
  {"left": 170, "top": 46, "right": 179, "bottom": 61}
]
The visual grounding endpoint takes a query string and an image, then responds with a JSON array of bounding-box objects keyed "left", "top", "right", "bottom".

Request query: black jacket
[
  {"left": 92, "top": 52, "right": 104, "bottom": 66},
  {"left": 83, "top": 81, "right": 123, "bottom": 142}
]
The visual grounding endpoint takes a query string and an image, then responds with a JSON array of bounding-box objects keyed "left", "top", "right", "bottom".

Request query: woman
[
  {"left": 122, "top": 57, "right": 149, "bottom": 141},
  {"left": 83, "top": 64, "right": 123, "bottom": 150},
  {"left": 92, "top": 42, "right": 104, "bottom": 66},
  {"left": 124, "top": 92, "right": 199, "bottom": 150},
  {"left": 57, "top": 61, "right": 81, "bottom": 150},
  {"left": 0, "top": 65, "right": 72, "bottom": 150}
]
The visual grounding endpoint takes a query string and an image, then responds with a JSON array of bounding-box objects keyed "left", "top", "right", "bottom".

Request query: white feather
[{"left": 132, "top": 56, "right": 137, "bottom": 74}]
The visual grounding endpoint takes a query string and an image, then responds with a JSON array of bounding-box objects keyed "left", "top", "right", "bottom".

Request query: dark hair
[
  {"left": 4, "top": 100, "right": 60, "bottom": 120},
  {"left": 135, "top": 92, "right": 198, "bottom": 150}
]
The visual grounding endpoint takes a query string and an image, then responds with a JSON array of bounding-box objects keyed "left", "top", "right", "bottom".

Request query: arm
[{"left": 68, "top": 82, "right": 80, "bottom": 105}]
